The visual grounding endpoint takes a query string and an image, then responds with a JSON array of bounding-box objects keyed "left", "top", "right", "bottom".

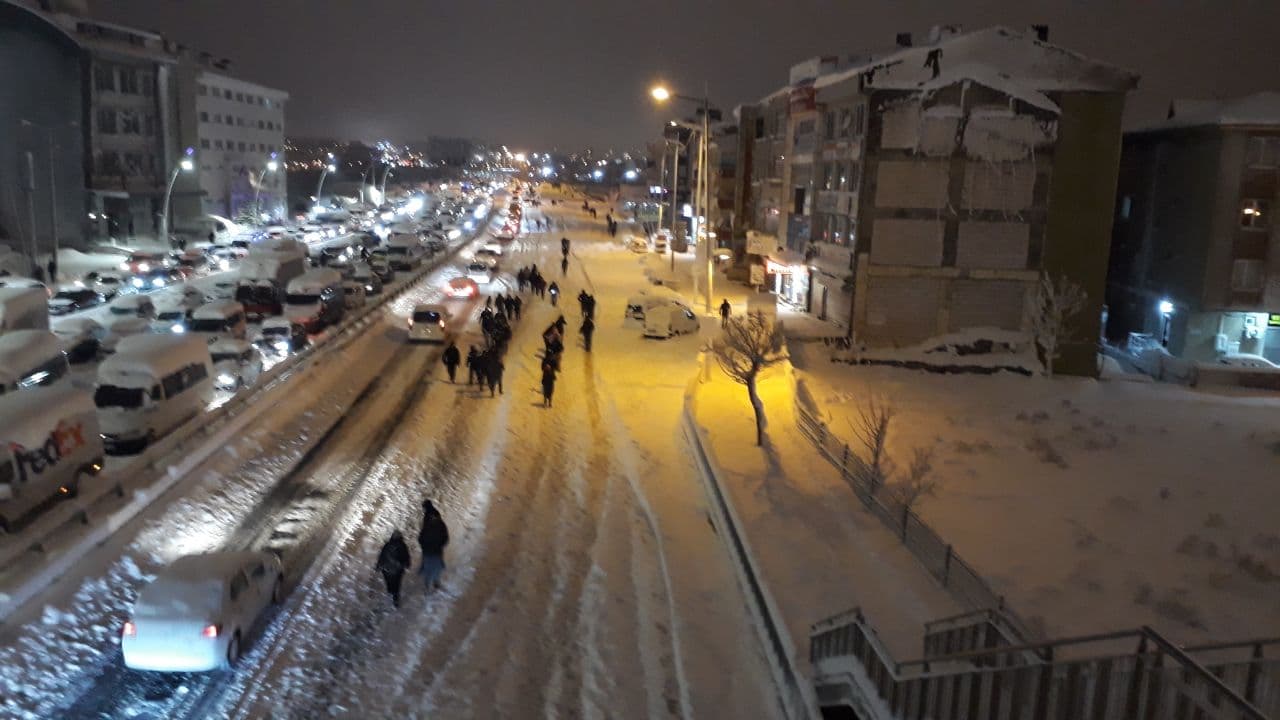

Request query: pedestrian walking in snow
[
  {"left": 512, "top": 295, "right": 522, "bottom": 320},
  {"left": 578, "top": 290, "right": 589, "bottom": 315},
  {"left": 554, "top": 314, "right": 568, "bottom": 335},
  {"left": 719, "top": 298, "right": 731, "bottom": 327},
  {"left": 417, "top": 501, "right": 449, "bottom": 591},
  {"left": 486, "top": 353, "right": 505, "bottom": 397},
  {"left": 516, "top": 268, "right": 528, "bottom": 292},
  {"left": 580, "top": 316, "right": 595, "bottom": 352},
  {"left": 541, "top": 361, "right": 557, "bottom": 407},
  {"left": 376, "top": 530, "right": 412, "bottom": 607},
  {"left": 442, "top": 341, "right": 461, "bottom": 383},
  {"left": 584, "top": 294, "right": 596, "bottom": 320},
  {"left": 466, "top": 345, "right": 481, "bottom": 385}
]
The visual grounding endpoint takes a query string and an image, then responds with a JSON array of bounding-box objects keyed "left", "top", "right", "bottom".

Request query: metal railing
[
  {"left": 791, "top": 382, "right": 1035, "bottom": 641},
  {"left": 811, "top": 609, "right": 1271, "bottom": 720},
  {"left": 922, "top": 607, "right": 1032, "bottom": 665}
]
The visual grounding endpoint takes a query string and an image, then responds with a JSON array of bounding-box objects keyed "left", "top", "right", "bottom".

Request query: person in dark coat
[
  {"left": 442, "top": 341, "right": 461, "bottom": 383},
  {"left": 719, "top": 298, "right": 732, "bottom": 327},
  {"left": 418, "top": 501, "right": 449, "bottom": 590},
  {"left": 554, "top": 314, "right": 567, "bottom": 334},
  {"left": 584, "top": 294, "right": 596, "bottom": 320},
  {"left": 578, "top": 290, "right": 590, "bottom": 315},
  {"left": 548, "top": 281, "right": 560, "bottom": 306},
  {"left": 560, "top": 257, "right": 568, "bottom": 276},
  {"left": 376, "top": 530, "right": 412, "bottom": 607},
  {"left": 512, "top": 295, "right": 522, "bottom": 320},
  {"left": 486, "top": 353, "right": 504, "bottom": 397},
  {"left": 466, "top": 345, "right": 481, "bottom": 385},
  {"left": 541, "top": 361, "right": 557, "bottom": 408},
  {"left": 516, "top": 268, "right": 528, "bottom": 292},
  {"left": 46, "top": 258, "right": 57, "bottom": 284},
  {"left": 580, "top": 316, "right": 595, "bottom": 351}
]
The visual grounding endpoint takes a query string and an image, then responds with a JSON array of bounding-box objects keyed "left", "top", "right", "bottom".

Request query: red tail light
[
  {"left": 201, "top": 624, "right": 220, "bottom": 639},
  {"left": 122, "top": 621, "right": 136, "bottom": 637}
]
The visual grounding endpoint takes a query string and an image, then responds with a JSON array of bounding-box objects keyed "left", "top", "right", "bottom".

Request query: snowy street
[{"left": 1, "top": 190, "right": 780, "bottom": 719}]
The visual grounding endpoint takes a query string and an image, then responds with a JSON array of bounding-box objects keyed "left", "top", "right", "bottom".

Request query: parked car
[
  {"left": 94, "top": 334, "right": 214, "bottom": 454},
  {"left": 210, "top": 339, "right": 264, "bottom": 391},
  {"left": 120, "top": 551, "right": 283, "bottom": 671},
  {"left": 465, "top": 262, "right": 493, "bottom": 284},
  {"left": 82, "top": 271, "right": 127, "bottom": 299},
  {"left": 52, "top": 318, "right": 105, "bottom": 363},
  {"left": 120, "top": 252, "right": 169, "bottom": 274},
  {"left": 100, "top": 316, "right": 155, "bottom": 354},
  {"left": 0, "top": 277, "right": 49, "bottom": 297},
  {"left": 408, "top": 304, "right": 449, "bottom": 343},
  {"left": 1216, "top": 353, "right": 1280, "bottom": 369},
  {"left": 108, "top": 293, "right": 157, "bottom": 320},
  {"left": 369, "top": 259, "right": 394, "bottom": 284},
  {"left": 341, "top": 281, "right": 366, "bottom": 310},
  {"left": 0, "top": 330, "right": 71, "bottom": 393},
  {"left": 642, "top": 301, "right": 700, "bottom": 338},
  {"left": 352, "top": 265, "right": 383, "bottom": 296},
  {"left": 48, "top": 287, "right": 106, "bottom": 316}
]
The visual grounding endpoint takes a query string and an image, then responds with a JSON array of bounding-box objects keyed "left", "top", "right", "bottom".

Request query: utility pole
[
  {"left": 22, "top": 151, "right": 37, "bottom": 267},
  {"left": 46, "top": 128, "right": 58, "bottom": 274},
  {"left": 669, "top": 142, "right": 680, "bottom": 274}
]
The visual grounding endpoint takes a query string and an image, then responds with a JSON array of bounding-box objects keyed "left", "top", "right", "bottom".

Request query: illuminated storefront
[{"left": 765, "top": 253, "right": 810, "bottom": 309}]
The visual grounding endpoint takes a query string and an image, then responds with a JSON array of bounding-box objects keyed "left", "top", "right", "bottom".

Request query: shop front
[{"left": 765, "top": 251, "right": 810, "bottom": 311}]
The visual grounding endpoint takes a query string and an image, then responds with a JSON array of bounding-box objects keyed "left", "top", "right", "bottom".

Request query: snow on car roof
[{"left": 0, "top": 383, "right": 93, "bottom": 435}]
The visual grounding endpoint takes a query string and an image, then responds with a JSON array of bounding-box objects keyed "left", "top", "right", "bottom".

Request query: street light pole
[
  {"left": 669, "top": 141, "right": 680, "bottom": 274},
  {"left": 160, "top": 148, "right": 195, "bottom": 247},
  {"left": 380, "top": 166, "right": 393, "bottom": 200},
  {"left": 701, "top": 98, "right": 713, "bottom": 315},
  {"left": 656, "top": 150, "right": 666, "bottom": 236},
  {"left": 253, "top": 154, "right": 279, "bottom": 224},
  {"left": 314, "top": 152, "right": 336, "bottom": 210}
]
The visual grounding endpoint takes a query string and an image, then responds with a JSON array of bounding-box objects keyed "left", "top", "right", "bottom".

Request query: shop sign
[
  {"left": 746, "top": 231, "right": 776, "bottom": 256},
  {"left": 1269, "top": 313, "right": 1280, "bottom": 328}
]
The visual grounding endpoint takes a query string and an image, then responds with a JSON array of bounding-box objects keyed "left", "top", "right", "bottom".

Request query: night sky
[{"left": 95, "top": 0, "right": 1280, "bottom": 151}]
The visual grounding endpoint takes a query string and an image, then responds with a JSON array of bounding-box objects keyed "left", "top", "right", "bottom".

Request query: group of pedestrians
[
  {"left": 376, "top": 499, "right": 450, "bottom": 608},
  {"left": 516, "top": 265, "right": 548, "bottom": 297},
  {"left": 540, "top": 315, "right": 568, "bottom": 407},
  {"left": 604, "top": 214, "right": 618, "bottom": 237}
]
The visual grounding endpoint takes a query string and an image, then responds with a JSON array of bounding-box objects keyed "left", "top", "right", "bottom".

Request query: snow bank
[{"left": 834, "top": 326, "right": 1040, "bottom": 375}]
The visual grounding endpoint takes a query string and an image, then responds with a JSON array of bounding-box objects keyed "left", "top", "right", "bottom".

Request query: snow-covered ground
[
  {"left": 791, "top": 341, "right": 1280, "bottom": 646},
  {"left": 2, "top": 191, "right": 780, "bottom": 719}
]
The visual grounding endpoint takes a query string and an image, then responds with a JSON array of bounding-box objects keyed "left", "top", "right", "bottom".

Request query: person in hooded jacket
[
  {"left": 541, "top": 360, "right": 557, "bottom": 407},
  {"left": 441, "top": 341, "right": 461, "bottom": 383},
  {"left": 418, "top": 500, "right": 450, "bottom": 590},
  {"left": 580, "top": 316, "right": 595, "bottom": 351},
  {"left": 486, "top": 352, "right": 505, "bottom": 396},
  {"left": 376, "top": 530, "right": 412, "bottom": 607}
]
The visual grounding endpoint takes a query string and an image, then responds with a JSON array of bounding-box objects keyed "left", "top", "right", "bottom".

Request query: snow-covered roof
[
  {"left": 1138, "top": 91, "right": 1280, "bottom": 131},
  {"left": 814, "top": 26, "right": 1138, "bottom": 96},
  {"left": 896, "top": 62, "right": 1061, "bottom": 115}
]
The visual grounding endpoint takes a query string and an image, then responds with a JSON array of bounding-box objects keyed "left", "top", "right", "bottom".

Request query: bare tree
[
  {"left": 1030, "top": 272, "right": 1088, "bottom": 378},
  {"left": 713, "top": 312, "right": 786, "bottom": 446},
  {"left": 888, "top": 447, "right": 939, "bottom": 512},
  {"left": 849, "top": 394, "right": 895, "bottom": 491}
]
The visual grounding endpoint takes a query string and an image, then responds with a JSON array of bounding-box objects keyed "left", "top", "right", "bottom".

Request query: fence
[
  {"left": 791, "top": 382, "right": 1034, "bottom": 641},
  {"left": 811, "top": 610, "right": 1271, "bottom": 720}
]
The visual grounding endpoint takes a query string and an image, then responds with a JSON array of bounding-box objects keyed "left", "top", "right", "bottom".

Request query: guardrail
[
  {"left": 0, "top": 214, "right": 493, "bottom": 622},
  {"left": 682, "top": 368, "right": 822, "bottom": 720},
  {"left": 791, "top": 379, "right": 1036, "bottom": 642}
]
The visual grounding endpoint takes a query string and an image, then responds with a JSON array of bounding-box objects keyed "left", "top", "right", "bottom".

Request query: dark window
[
  {"left": 140, "top": 71, "right": 154, "bottom": 97},
  {"left": 200, "top": 111, "right": 209, "bottom": 122},
  {"left": 97, "top": 151, "right": 122, "bottom": 175},
  {"left": 823, "top": 111, "right": 836, "bottom": 140},
  {"left": 257, "top": 120, "right": 264, "bottom": 129},
  {"left": 144, "top": 115, "right": 156, "bottom": 136},
  {"left": 754, "top": 117, "right": 765, "bottom": 139},
  {"left": 793, "top": 187, "right": 806, "bottom": 215},
  {"left": 96, "top": 108, "right": 117, "bottom": 134},
  {"left": 94, "top": 64, "right": 115, "bottom": 92},
  {"left": 214, "top": 139, "right": 223, "bottom": 150},
  {"left": 124, "top": 153, "right": 145, "bottom": 176},
  {"left": 229, "top": 572, "right": 247, "bottom": 601},
  {"left": 197, "top": 83, "right": 208, "bottom": 96},
  {"left": 118, "top": 68, "right": 139, "bottom": 94},
  {"left": 238, "top": 142, "right": 247, "bottom": 152},
  {"left": 161, "top": 370, "right": 184, "bottom": 398},
  {"left": 235, "top": 92, "right": 244, "bottom": 102},
  {"left": 119, "top": 111, "right": 141, "bottom": 135}
]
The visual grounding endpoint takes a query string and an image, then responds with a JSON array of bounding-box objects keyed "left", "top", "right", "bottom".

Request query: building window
[
  {"left": 119, "top": 110, "right": 142, "bottom": 134},
  {"left": 214, "top": 139, "right": 223, "bottom": 150},
  {"left": 836, "top": 108, "right": 852, "bottom": 138},
  {"left": 197, "top": 83, "right": 208, "bottom": 96},
  {"left": 238, "top": 141, "right": 246, "bottom": 151},
  {"left": 96, "top": 108, "right": 117, "bottom": 134},
  {"left": 200, "top": 111, "right": 209, "bottom": 122},
  {"left": 257, "top": 120, "right": 264, "bottom": 129},
  {"left": 823, "top": 111, "right": 836, "bottom": 140},
  {"left": 235, "top": 92, "right": 244, "bottom": 102},
  {"left": 226, "top": 116, "right": 235, "bottom": 125},
  {"left": 97, "top": 151, "right": 121, "bottom": 176},
  {"left": 94, "top": 64, "right": 115, "bottom": 92},
  {"left": 144, "top": 114, "right": 156, "bottom": 136},
  {"left": 123, "top": 153, "right": 145, "bottom": 176},
  {"left": 1241, "top": 199, "right": 1270, "bottom": 230},
  {"left": 200, "top": 139, "right": 210, "bottom": 149},
  {"left": 140, "top": 71, "right": 154, "bottom": 97},
  {"left": 1119, "top": 195, "right": 1132, "bottom": 219},
  {"left": 118, "top": 68, "right": 140, "bottom": 94},
  {"left": 1231, "top": 258, "right": 1265, "bottom": 291},
  {"left": 853, "top": 105, "right": 866, "bottom": 136}
]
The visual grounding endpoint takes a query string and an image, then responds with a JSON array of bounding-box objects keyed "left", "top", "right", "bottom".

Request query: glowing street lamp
[
  {"left": 253, "top": 152, "right": 280, "bottom": 224},
  {"left": 160, "top": 147, "right": 196, "bottom": 244},
  {"left": 315, "top": 152, "right": 336, "bottom": 209},
  {"left": 650, "top": 85, "right": 672, "bottom": 102}
]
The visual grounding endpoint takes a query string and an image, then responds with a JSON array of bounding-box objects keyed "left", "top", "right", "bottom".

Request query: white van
[
  {"left": 385, "top": 233, "right": 427, "bottom": 271},
  {"left": 0, "top": 385, "right": 104, "bottom": 532},
  {"left": 0, "top": 287, "right": 50, "bottom": 332},
  {"left": 643, "top": 302, "right": 700, "bottom": 338},
  {"left": 0, "top": 330, "right": 70, "bottom": 394},
  {"left": 94, "top": 334, "right": 215, "bottom": 455},
  {"left": 284, "top": 269, "right": 345, "bottom": 332},
  {"left": 188, "top": 301, "right": 248, "bottom": 344}
]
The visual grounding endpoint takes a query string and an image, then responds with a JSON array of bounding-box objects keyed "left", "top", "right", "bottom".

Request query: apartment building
[
  {"left": 175, "top": 65, "right": 288, "bottom": 228},
  {"left": 1107, "top": 92, "right": 1280, "bottom": 363}
]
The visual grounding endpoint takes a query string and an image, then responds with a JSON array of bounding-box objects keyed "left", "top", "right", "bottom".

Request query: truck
[
  {"left": 0, "top": 384, "right": 104, "bottom": 532},
  {"left": 0, "top": 287, "right": 50, "bottom": 333},
  {"left": 234, "top": 237, "right": 308, "bottom": 317}
]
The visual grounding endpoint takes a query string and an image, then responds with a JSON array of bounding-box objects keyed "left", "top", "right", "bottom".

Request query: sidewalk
[{"left": 689, "top": 358, "right": 960, "bottom": 672}]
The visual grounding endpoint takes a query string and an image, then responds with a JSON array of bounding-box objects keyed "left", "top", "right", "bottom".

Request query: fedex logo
[{"left": 8, "top": 420, "right": 87, "bottom": 484}]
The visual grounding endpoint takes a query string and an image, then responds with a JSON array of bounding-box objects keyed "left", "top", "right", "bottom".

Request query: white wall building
[{"left": 175, "top": 66, "right": 287, "bottom": 231}]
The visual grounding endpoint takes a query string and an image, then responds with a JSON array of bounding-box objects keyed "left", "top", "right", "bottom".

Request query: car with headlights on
[
  {"left": 253, "top": 317, "right": 308, "bottom": 357},
  {"left": 210, "top": 339, "right": 264, "bottom": 391},
  {"left": 120, "top": 551, "right": 283, "bottom": 672},
  {"left": 408, "top": 304, "right": 449, "bottom": 344}
]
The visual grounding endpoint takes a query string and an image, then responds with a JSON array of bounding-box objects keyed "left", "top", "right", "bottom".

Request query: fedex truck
[{"left": 0, "top": 385, "right": 104, "bottom": 532}]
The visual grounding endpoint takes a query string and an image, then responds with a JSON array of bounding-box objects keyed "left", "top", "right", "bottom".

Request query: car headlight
[
  {"left": 218, "top": 259, "right": 231, "bottom": 271},
  {"left": 131, "top": 278, "right": 145, "bottom": 288},
  {"left": 274, "top": 340, "right": 290, "bottom": 352},
  {"left": 152, "top": 278, "right": 166, "bottom": 287},
  {"left": 171, "top": 324, "right": 185, "bottom": 334},
  {"left": 138, "top": 263, "right": 150, "bottom": 272},
  {"left": 216, "top": 373, "right": 236, "bottom": 386}
]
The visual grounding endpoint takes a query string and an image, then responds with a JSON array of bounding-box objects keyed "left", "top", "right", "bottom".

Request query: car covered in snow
[
  {"left": 52, "top": 317, "right": 105, "bottom": 364},
  {"left": 342, "top": 281, "right": 366, "bottom": 310},
  {"left": 408, "top": 304, "right": 449, "bottom": 344},
  {"left": 100, "top": 316, "right": 155, "bottom": 354},
  {"left": 642, "top": 301, "right": 700, "bottom": 339},
  {"left": 465, "top": 262, "right": 493, "bottom": 284},
  {"left": 108, "top": 293, "right": 157, "bottom": 321},
  {"left": 81, "top": 271, "right": 128, "bottom": 299},
  {"left": 253, "top": 317, "right": 308, "bottom": 358},
  {"left": 47, "top": 287, "right": 106, "bottom": 316},
  {"left": 1215, "top": 353, "right": 1280, "bottom": 369},
  {"left": 445, "top": 276, "right": 478, "bottom": 299},
  {"left": 210, "top": 339, "right": 264, "bottom": 391},
  {"left": 120, "top": 551, "right": 283, "bottom": 671}
]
